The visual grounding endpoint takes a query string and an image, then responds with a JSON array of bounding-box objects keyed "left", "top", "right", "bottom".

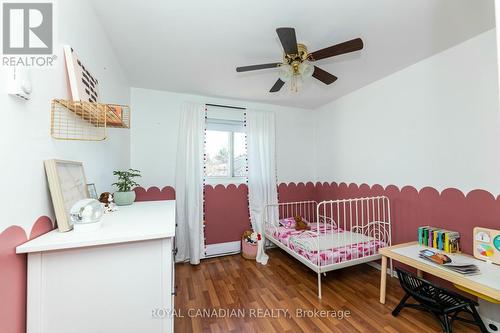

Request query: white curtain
[
  {"left": 247, "top": 110, "right": 278, "bottom": 265},
  {"left": 175, "top": 102, "right": 205, "bottom": 265}
]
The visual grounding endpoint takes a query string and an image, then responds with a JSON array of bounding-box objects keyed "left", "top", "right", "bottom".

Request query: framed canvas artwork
[{"left": 44, "top": 159, "right": 90, "bottom": 232}]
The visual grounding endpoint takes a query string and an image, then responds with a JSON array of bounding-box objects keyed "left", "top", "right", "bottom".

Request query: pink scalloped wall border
[
  {"left": 278, "top": 182, "right": 316, "bottom": 202},
  {"left": 316, "top": 182, "right": 500, "bottom": 255},
  {"left": 134, "top": 183, "right": 318, "bottom": 245},
  {"left": 204, "top": 184, "right": 249, "bottom": 244},
  {"left": 0, "top": 216, "right": 54, "bottom": 333},
  {"left": 134, "top": 186, "right": 175, "bottom": 201},
  {"left": 204, "top": 182, "right": 319, "bottom": 244},
  {"left": 133, "top": 182, "right": 497, "bottom": 253}
]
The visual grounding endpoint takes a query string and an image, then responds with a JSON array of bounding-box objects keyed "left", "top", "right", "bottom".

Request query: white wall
[
  {"left": 0, "top": 0, "right": 130, "bottom": 234},
  {"left": 3, "top": 2, "right": 493, "bottom": 238},
  {"left": 130, "top": 88, "right": 315, "bottom": 187},
  {"left": 496, "top": 0, "right": 500, "bottom": 99},
  {"left": 314, "top": 29, "right": 500, "bottom": 194}
]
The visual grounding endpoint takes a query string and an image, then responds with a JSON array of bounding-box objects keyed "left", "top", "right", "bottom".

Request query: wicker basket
[{"left": 241, "top": 231, "right": 257, "bottom": 260}]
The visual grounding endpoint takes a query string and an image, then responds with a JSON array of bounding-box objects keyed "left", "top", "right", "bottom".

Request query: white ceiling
[{"left": 90, "top": 0, "right": 495, "bottom": 109}]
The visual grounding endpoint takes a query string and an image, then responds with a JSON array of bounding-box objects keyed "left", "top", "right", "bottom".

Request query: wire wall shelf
[{"left": 50, "top": 99, "right": 130, "bottom": 141}]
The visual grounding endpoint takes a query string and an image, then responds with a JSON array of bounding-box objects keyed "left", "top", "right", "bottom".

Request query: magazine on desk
[{"left": 419, "top": 249, "right": 481, "bottom": 276}]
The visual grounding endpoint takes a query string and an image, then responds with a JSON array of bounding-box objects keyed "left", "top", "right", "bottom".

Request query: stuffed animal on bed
[{"left": 294, "top": 215, "right": 310, "bottom": 231}]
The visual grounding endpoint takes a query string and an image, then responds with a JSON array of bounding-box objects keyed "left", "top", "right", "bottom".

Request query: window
[{"left": 205, "top": 119, "right": 247, "bottom": 184}]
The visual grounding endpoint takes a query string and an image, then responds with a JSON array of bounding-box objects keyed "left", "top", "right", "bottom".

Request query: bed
[{"left": 264, "top": 196, "right": 392, "bottom": 298}]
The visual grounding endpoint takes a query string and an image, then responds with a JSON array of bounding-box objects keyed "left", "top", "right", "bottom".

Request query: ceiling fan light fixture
[
  {"left": 298, "top": 61, "right": 314, "bottom": 78},
  {"left": 279, "top": 64, "right": 294, "bottom": 82}
]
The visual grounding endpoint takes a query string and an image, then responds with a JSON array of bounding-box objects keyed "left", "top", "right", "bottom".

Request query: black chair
[{"left": 392, "top": 268, "right": 488, "bottom": 333}]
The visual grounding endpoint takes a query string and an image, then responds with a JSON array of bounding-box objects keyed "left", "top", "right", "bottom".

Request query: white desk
[{"left": 17, "top": 200, "right": 176, "bottom": 333}]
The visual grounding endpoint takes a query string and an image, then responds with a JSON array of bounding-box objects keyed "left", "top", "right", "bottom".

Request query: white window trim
[
  {"left": 206, "top": 118, "right": 245, "bottom": 132},
  {"left": 205, "top": 176, "right": 246, "bottom": 186}
]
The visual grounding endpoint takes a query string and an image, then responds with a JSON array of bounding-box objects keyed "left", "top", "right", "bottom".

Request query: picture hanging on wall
[
  {"left": 63, "top": 45, "right": 100, "bottom": 102},
  {"left": 44, "top": 159, "right": 90, "bottom": 232}
]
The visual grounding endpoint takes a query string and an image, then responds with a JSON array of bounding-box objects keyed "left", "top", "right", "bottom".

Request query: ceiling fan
[{"left": 236, "top": 27, "right": 363, "bottom": 92}]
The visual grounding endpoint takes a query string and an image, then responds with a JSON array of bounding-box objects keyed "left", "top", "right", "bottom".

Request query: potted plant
[{"left": 112, "top": 169, "right": 141, "bottom": 206}]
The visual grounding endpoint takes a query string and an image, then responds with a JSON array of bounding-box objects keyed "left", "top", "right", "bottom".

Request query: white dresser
[{"left": 17, "top": 200, "right": 176, "bottom": 333}]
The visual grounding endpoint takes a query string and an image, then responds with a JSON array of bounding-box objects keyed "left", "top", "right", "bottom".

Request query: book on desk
[
  {"left": 418, "top": 226, "right": 460, "bottom": 253},
  {"left": 419, "top": 248, "right": 480, "bottom": 276}
]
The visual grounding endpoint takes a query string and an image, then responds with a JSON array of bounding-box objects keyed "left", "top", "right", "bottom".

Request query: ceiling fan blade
[
  {"left": 269, "top": 79, "right": 285, "bottom": 92},
  {"left": 308, "top": 38, "right": 363, "bottom": 61},
  {"left": 312, "top": 66, "right": 338, "bottom": 85},
  {"left": 236, "top": 63, "right": 281, "bottom": 72},
  {"left": 276, "top": 27, "right": 298, "bottom": 55}
]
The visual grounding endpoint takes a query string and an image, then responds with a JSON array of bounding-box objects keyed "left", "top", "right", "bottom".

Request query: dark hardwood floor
[{"left": 175, "top": 248, "right": 480, "bottom": 332}]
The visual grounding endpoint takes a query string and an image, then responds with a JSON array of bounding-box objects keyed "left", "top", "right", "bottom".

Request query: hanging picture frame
[
  {"left": 44, "top": 159, "right": 90, "bottom": 232},
  {"left": 87, "top": 183, "right": 98, "bottom": 199}
]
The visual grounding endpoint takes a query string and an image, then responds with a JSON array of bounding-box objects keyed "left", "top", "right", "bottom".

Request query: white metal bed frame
[{"left": 264, "top": 196, "right": 392, "bottom": 299}]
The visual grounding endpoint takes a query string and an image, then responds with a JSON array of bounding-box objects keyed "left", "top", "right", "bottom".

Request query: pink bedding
[{"left": 270, "top": 223, "right": 385, "bottom": 266}]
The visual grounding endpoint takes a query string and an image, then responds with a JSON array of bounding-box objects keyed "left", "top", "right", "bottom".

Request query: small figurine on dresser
[{"left": 99, "top": 192, "right": 118, "bottom": 213}]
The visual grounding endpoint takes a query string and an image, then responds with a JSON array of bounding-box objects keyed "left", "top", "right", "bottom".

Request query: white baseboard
[{"left": 205, "top": 241, "right": 241, "bottom": 258}]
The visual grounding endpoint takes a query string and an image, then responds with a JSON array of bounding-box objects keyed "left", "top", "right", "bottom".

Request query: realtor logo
[{"left": 2, "top": 2, "right": 53, "bottom": 54}]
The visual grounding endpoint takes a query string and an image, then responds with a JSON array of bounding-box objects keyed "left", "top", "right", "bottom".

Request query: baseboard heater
[
  {"left": 204, "top": 240, "right": 278, "bottom": 258},
  {"left": 205, "top": 241, "right": 241, "bottom": 258}
]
